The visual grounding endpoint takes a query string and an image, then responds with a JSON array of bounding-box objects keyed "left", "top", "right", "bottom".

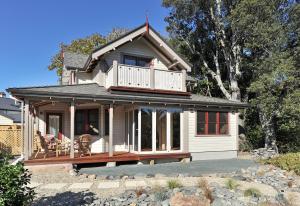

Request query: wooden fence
[{"left": 0, "top": 128, "right": 22, "bottom": 155}]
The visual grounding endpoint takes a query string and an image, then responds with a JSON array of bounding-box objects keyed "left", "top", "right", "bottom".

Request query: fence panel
[{"left": 0, "top": 128, "right": 22, "bottom": 155}]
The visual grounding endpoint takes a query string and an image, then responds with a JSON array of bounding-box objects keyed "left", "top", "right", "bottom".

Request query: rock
[
  {"left": 232, "top": 175, "right": 247, "bottom": 181},
  {"left": 69, "top": 169, "right": 77, "bottom": 176},
  {"left": 155, "top": 173, "right": 166, "bottom": 178},
  {"left": 88, "top": 174, "right": 96, "bottom": 180},
  {"left": 211, "top": 198, "right": 227, "bottom": 206},
  {"left": 178, "top": 173, "right": 189, "bottom": 178},
  {"left": 83, "top": 196, "right": 93, "bottom": 204},
  {"left": 106, "top": 175, "right": 114, "bottom": 180}
]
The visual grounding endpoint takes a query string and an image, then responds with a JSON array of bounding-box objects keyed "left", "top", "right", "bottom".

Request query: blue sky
[{"left": 0, "top": 0, "right": 169, "bottom": 94}]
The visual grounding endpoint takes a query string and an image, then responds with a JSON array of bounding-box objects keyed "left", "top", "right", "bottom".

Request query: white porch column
[
  {"left": 24, "top": 99, "right": 29, "bottom": 160},
  {"left": 152, "top": 109, "right": 156, "bottom": 152},
  {"left": 138, "top": 108, "right": 141, "bottom": 153},
  {"left": 180, "top": 111, "right": 184, "bottom": 152},
  {"left": 100, "top": 105, "right": 105, "bottom": 152},
  {"left": 112, "top": 60, "right": 118, "bottom": 86},
  {"left": 166, "top": 112, "right": 171, "bottom": 152},
  {"left": 70, "top": 101, "right": 75, "bottom": 158},
  {"left": 109, "top": 104, "right": 114, "bottom": 157}
]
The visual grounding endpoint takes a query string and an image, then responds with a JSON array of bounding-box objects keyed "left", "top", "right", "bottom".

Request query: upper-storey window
[{"left": 123, "top": 55, "right": 152, "bottom": 67}]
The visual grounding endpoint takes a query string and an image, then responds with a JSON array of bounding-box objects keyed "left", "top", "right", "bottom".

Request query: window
[
  {"left": 196, "top": 111, "right": 228, "bottom": 135},
  {"left": 75, "top": 109, "right": 99, "bottom": 135},
  {"left": 123, "top": 55, "right": 152, "bottom": 67}
]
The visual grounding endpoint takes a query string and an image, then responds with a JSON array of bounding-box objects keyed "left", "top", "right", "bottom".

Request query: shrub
[
  {"left": 225, "top": 179, "right": 239, "bottom": 190},
  {"left": 167, "top": 179, "right": 182, "bottom": 189},
  {"left": 197, "top": 178, "right": 214, "bottom": 203},
  {"left": 244, "top": 187, "right": 261, "bottom": 198},
  {"left": 170, "top": 192, "right": 210, "bottom": 206},
  {"left": 134, "top": 186, "right": 146, "bottom": 197},
  {"left": 0, "top": 152, "right": 35, "bottom": 205},
  {"left": 262, "top": 153, "right": 300, "bottom": 175}
]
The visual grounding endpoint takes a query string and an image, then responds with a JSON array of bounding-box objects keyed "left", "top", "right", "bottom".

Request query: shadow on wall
[{"left": 32, "top": 191, "right": 96, "bottom": 206}]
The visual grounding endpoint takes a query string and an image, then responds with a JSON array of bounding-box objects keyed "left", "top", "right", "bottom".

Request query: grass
[
  {"left": 225, "top": 178, "right": 239, "bottom": 190},
  {"left": 167, "top": 179, "right": 183, "bottom": 189},
  {"left": 244, "top": 187, "right": 262, "bottom": 198},
  {"left": 261, "top": 152, "right": 300, "bottom": 175}
]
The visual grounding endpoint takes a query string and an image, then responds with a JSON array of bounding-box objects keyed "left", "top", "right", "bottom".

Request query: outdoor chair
[
  {"left": 34, "top": 131, "right": 49, "bottom": 159},
  {"left": 55, "top": 139, "right": 70, "bottom": 157},
  {"left": 78, "top": 134, "right": 92, "bottom": 157}
]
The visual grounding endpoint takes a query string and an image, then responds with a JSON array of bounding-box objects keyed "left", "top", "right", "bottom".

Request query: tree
[
  {"left": 48, "top": 28, "right": 128, "bottom": 77},
  {"left": 231, "top": 0, "right": 300, "bottom": 152},
  {"left": 163, "top": 0, "right": 244, "bottom": 101},
  {"left": 163, "top": 0, "right": 300, "bottom": 151}
]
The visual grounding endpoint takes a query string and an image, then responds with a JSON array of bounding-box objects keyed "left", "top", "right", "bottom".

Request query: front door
[{"left": 46, "top": 113, "right": 63, "bottom": 140}]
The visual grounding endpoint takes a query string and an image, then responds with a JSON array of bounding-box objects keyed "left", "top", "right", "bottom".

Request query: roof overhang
[{"left": 86, "top": 24, "right": 192, "bottom": 72}]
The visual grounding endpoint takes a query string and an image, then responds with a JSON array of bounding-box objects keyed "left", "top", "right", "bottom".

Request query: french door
[{"left": 125, "top": 107, "right": 182, "bottom": 153}]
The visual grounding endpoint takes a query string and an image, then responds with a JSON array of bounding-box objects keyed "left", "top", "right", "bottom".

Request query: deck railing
[{"left": 106, "top": 61, "right": 185, "bottom": 91}]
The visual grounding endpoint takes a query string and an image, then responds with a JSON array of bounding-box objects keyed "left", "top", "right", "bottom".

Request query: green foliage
[
  {"left": 262, "top": 153, "right": 300, "bottom": 175},
  {"left": 231, "top": 0, "right": 300, "bottom": 151},
  {"left": 167, "top": 179, "right": 182, "bottom": 189},
  {"left": 244, "top": 188, "right": 262, "bottom": 198},
  {"left": 48, "top": 28, "right": 128, "bottom": 76},
  {"left": 225, "top": 179, "right": 239, "bottom": 190},
  {"left": 0, "top": 152, "right": 35, "bottom": 206},
  {"left": 48, "top": 34, "right": 106, "bottom": 76}
]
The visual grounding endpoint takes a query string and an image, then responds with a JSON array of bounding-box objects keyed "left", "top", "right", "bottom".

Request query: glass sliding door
[
  {"left": 170, "top": 109, "right": 181, "bottom": 150},
  {"left": 141, "top": 108, "right": 152, "bottom": 151},
  {"left": 156, "top": 109, "right": 167, "bottom": 151}
]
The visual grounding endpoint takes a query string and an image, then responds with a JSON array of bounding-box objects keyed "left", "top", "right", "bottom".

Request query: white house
[{"left": 7, "top": 23, "right": 247, "bottom": 165}]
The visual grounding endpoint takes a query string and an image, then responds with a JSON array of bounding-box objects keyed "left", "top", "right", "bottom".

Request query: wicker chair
[
  {"left": 78, "top": 134, "right": 92, "bottom": 157},
  {"left": 34, "top": 131, "right": 49, "bottom": 158}
]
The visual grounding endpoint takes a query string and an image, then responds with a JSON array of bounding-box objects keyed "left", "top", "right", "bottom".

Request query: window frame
[
  {"left": 123, "top": 54, "right": 153, "bottom": 67},
  {"left": 75, "top": 109, "right": 99, "bottom": 135},
  {"left": 195, "top": 111, "right": 229, "bottom": 136}
]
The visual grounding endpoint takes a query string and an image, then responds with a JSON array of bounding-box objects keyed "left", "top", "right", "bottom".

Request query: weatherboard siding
[{"left": 187, "top": 111, "right": 238, "bottom": 154}]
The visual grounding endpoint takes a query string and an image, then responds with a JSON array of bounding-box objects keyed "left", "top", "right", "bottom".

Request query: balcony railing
[{"left": 106, "top": 61, "right": 185, "bottom": 92}]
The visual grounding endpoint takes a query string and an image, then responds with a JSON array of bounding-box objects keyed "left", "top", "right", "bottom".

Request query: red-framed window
[
  {"left": 75, "top": 109, "right": 99, "bottom": 135},
  {"left": 196, "top": 111, "right": 229, "bottom": 135}
]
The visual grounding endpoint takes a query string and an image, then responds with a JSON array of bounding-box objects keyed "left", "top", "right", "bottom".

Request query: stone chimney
[{"left": 0, "top": 92, "right": 6, "bottom": 98}]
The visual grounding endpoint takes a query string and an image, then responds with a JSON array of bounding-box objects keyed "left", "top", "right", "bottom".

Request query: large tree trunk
[{"left": 259, "top": 109, "right": 278, "bottom": 153}]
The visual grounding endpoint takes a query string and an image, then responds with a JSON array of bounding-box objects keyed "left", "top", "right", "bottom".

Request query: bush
[
  {"left": 0, "top": 152, "right": 35, "bottom": 205},
  {"left": 244, "top": 187, "right": 261, "bottom": 198},
  {"left": 167, "top": 179, "right": 182, "bottom": 189},
  {"left": 197, "top": 178, "right": 214, "bottom": 203},
  {"left": 225, "top": 179, "right": 239, "bottom": 190},
  {"left": 262, "top": 153, "right": 300, "bottom": 175}
]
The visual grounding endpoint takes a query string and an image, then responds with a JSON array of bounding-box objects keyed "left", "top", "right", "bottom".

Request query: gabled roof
[
  {"left": 63, "top": 52, "right": 89, "bottom": 70},
  {"left": 86, "top": 23, "right": 192, "bottom": 72},
  {"left": 0, "top": 97, "right": 21, "bottom": 111},
  {"left": 7, "top": 84, "right": 248, "bottom": 108}
]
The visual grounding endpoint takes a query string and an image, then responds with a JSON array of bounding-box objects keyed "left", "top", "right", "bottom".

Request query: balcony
[{"left": 106, "top": 62, "right": 186, "bottom": 92}]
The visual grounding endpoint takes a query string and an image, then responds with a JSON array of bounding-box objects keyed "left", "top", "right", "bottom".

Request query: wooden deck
[{"left": 24, "top": 152, "right": 191, "bottom": 165}]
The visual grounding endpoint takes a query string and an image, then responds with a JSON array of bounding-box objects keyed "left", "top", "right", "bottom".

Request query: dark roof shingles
[
  {"left": 8, "top": 84, "right": 248, "bottom": 108},
  {"left": 63, "top": 52, "right": 89, "bottom": 69}
]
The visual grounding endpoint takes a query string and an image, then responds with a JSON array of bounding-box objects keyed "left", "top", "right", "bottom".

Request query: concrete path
[
  {"left": 79, "top": 159, "right": 256, "bottom": 177},
  {"left": 29, "top": 176, "right": 278, "bottom": 198}
]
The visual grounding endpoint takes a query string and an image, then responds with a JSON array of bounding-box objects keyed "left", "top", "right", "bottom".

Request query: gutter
[{"left": 8, "top": 91, "right": 249, "bottom": 109}]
